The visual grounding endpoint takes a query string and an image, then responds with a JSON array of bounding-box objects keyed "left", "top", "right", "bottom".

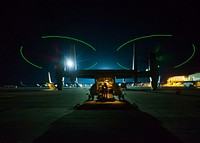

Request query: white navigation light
[{"left": 66, "top": 59, "right": 74, "bottom": 68}]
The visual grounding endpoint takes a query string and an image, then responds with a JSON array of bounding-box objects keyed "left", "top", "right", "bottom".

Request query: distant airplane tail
[
  {"left": 19, "top": 81, "right": 26, "bottom": 87},
  {"left": 47, "top": 72, "right": 56, "bottom": 90}
]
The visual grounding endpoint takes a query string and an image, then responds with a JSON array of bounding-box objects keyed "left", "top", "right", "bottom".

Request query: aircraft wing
[{"left": 64, "top": 70, "right": 151, "bottom": 79}]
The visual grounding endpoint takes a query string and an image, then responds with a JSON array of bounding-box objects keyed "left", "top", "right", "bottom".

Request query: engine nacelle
[{"left": 148, "top": 53, "right": 159, "bottom": 90}]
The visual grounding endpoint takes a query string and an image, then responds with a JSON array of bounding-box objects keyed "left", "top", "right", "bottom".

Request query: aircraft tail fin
[{"left": 48, "top": 72, "right": 52, "bottom": 83}]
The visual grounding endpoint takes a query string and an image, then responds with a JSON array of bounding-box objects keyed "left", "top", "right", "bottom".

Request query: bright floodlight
[{"left": 66, "top": 59, "right": 74, "bottom": 68}]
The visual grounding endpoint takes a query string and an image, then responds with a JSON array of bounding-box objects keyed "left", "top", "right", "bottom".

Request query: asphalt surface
[{"left": 0, "top": 87, "right": 200, "bottom": 143}]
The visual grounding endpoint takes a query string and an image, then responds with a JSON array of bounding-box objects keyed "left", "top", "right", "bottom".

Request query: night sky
[{"left": 1, "top": 0, "right": 200, "bottom": 85}]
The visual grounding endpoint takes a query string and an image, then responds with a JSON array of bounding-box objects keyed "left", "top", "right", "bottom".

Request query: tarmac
[{"left": 0, "top": 86, "right": 200, "bottom": 143}]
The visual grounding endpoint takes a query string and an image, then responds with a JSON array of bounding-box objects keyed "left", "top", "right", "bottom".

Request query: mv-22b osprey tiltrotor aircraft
[{"left": 54, "top": 50, "right": 159, "bottom": 102}]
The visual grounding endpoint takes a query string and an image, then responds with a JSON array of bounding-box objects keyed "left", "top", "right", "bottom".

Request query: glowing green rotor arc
[
  {"left": 117, "top": 63, "right": 130, "bottom": 70},
  {"left": 20, "top": 36, "right": 97, "bottom": 70},
  {"left": 174, "top": 44, "right": 196, "bottom": 68},
  {"left": 116, "top": 34, "right": 173, "bottom": 70},
  {"left": 116, "top": 34, "right": 173, "bottom": 51},
  {"left": 42, "top": 35, "right": 97, "bottom": 70},
  {"left": 41, "top": 35, "right": 96, "bottom": 51},
  {"left": 20, "top": 46, "right": 43, "bottom": 69},
  {"left": 84, "top": 62, "right": 98, "bottom": 70}
]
